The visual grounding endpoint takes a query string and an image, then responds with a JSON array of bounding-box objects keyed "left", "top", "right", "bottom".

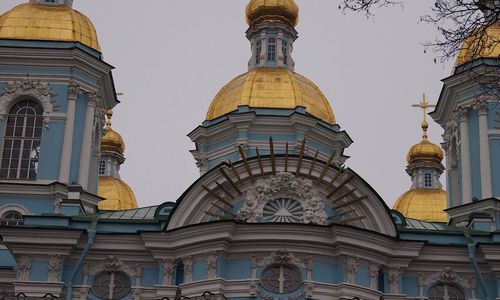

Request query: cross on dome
[{"left": 411, "top": 93, "right": 436, "bottom": 139}]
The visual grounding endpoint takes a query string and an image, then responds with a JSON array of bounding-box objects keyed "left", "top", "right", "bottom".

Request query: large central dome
[{"left": 206, "top": 68, "right": 336, "bottom": 124}]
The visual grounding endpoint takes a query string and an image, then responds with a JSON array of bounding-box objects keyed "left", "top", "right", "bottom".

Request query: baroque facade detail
[
  {"left": 206, "top": 251, "right": 217, "bottom": 279},
  {"left": 161, "top": 258, "right": 175, "bottom": 286},
  {"left": 47, "top": 254, "right": 63, "bottom": 282},
  {"left": 346, "top": 256, "right": 358, "bottom": 284},
  {"left": 235, "top": 172, "right": 328, "bottom": 225},
  {"left": 14, "top": 253, "right": 32, "bottom": 281}
]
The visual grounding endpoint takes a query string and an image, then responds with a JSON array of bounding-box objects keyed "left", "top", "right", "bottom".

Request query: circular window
[
  {"left": 428, "top": 284, "right": 465, "bottom": 300},
  {"left": 92, "top": 272, "right": 131, "bottom": 300},
  {"left": 262, "top": 198, "right": 304, "bottom": 223},
  {"left": 261, "top": 265, "right": 302, "bottom": 294}
]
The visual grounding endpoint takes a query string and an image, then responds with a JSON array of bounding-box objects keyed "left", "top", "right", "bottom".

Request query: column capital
[
  {"left": 473, "top": 99, "right": 488, "bottom": 116},
  {"left": 87, "top": 92, "right": 98, "bottom": 108},
  {"left": 457, "top": 107, "right": 469, "bottom": 123},
  {"left": 67, "top": 81, "right": 80, "bottom": 100}
]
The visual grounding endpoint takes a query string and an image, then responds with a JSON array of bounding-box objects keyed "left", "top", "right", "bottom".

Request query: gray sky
[{"left": 1, "top": 0, "right": 453, "bottom": 208}]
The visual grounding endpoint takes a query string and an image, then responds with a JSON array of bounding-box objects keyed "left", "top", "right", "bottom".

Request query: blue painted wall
[
  {"left": 218, "top": 258, "right": 251, "bottom": 280},
  {"left": 0, "top": 197, "right": 53, "bottom": 214},
  {"left": 193, "top": 259, "right": 207, "bottom": 282},
  {"left": 490, "top": 138, "right": 500, "bottom": 197},
  {"left": 402, "top": 276, "right": 419, "bottom": 297},
  {"left": 37, "top": 122, "right": 64, "bottom": 180},
  {"left": 356, "top": 265, "right": 370, "bottom": 288},
  {"left": 30, "top": 260, "right": 49, "bottom": 281},
  {"left": 141, "top": 267, "right": 159, "bottom": 287}
]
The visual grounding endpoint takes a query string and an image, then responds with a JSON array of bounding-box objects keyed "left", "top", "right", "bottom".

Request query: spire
[
  {"left": 245, "top": 0, "right": 299, "bottom": 71},
  {"left": 411, "top": 93, "right": 436, "bottom": 140}
]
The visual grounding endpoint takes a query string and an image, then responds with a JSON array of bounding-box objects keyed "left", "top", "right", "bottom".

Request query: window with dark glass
[
  {"left": 282, "top": 40, "right": 288, "bottom": 65},
  {"left": 0, "top": 210, "right": 24, "bottom": 227},
  {"left": 99, "top": 160, "right": 106, "bottom": 175},
  {"left": 261, "top": 264, "right": 302, "bottom": 294},
  {"left": 0, "top": 100, "right": 43, "bottom": 180},
  {"left": 428, "top": 284, "right": 466, "bottom": 300},
  {"left": 92, "top": 271, "right": 131, "bottom": 300},
  {"left": 256, "top": 40, "right": 262, "bottom": 64},
  {"left": 268, "top": 38, "right": 276, "bottom": 61},
  {"left": 424, "top": 172, "right": 432, "bottom": 187}
]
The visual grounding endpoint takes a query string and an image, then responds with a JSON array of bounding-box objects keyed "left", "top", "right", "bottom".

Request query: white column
[
  {"left": 59, "top": 82, "right": 79, "bottom": 183},
  {"left": 458, "top": 107, "right": 472, "bottom": 204},
  {"left": 78, "top": 93, "right": 97, "bottom": 190},
  {"left": 475, "top": 100, "right": 492, "bottom": 198}
]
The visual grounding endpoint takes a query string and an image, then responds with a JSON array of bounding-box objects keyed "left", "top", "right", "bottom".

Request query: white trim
[{"left": 0, "top": 203, "right": 31, "bottom": 216}]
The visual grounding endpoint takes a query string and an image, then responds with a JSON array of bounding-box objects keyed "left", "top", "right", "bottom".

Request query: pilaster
[
  {"left": 458, "top": 107, "right": 472, "bottom": 204},
  {"left": 474, "top": 99, "right": 492, "bottom": 199},
  {"left": 78, "top": 92, "right": 97, "bottom": 190},
  {"left": 59, "top": 82, "right": 79, "bottom": 183}
]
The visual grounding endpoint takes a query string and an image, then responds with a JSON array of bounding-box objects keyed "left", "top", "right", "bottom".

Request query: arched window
[
  {"left": 424, "top": 172, "right": 432, "bottom": 187},
  {"left": 282, "top": 40, "right": 288, "bottom": 65},
  {"left": 0, "top": 210, "right": 24, "bottom": 226},
  {"left": 261, "top": 264, "right": 302, "bottom": 294},
  {"left": 428, "top": 284, "right": 466, "bottom": 300},
  {"left": 0, "top": 100, "right": 43, "bottom": 180},
  {"left": 268, "top": 38, "right": 276, "bottom": 61},
  {"left": 255, "top": 40, "right": 262, "bottom": 65},
  {"left": 92, "top": 271, "right": 131, "bottom": 300},
  {"left": 98, "top": 160, "right": 106, "bottom": 176}
]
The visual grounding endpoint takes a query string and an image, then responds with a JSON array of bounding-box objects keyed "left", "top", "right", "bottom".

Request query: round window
[
  {"left": 92, "top": 271, "right": 131, "bottom": 300},
  {"left": 261, "top": 265, "right": 302, "bottom": 294}
]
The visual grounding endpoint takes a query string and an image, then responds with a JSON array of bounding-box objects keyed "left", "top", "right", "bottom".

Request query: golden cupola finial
[
  {"left": 101, "top": 109, "right": 126, "bottom": 154},
  {"left": 98, "top": 108, "right": 138, "bottom": 211},
  {"left": 246, "top": 0, "right": 299, "bottom": 27},
  {"left": 406, "top": 94, "right": 444, "bottom": 165},
  {"left": 393, "top": 94, "right": 447, "bottom": 223}
]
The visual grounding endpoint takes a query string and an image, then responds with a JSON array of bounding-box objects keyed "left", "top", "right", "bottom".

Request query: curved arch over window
[
  {"left": 0, "top": 100, "right": 43, "bottom": 180},
  {"left": 0, "top": 210, "right": 24, "bottom": 226},
  {"left": 428, "top": 284, "right": 466, "bottom": 300}
]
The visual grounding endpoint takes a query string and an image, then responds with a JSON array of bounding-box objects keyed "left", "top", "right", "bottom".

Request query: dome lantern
[{"left": 393, "top": 94, "right": 447, "bottom": 222}]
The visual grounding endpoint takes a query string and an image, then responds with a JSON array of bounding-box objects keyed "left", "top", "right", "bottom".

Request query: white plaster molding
[
  {"left": 47, "top": 254, "right": 63, "bottom": 282},
  {"left": 206, "top": 251, "right": 217, "bottom": 279},
  {"left": 0, "top": 79, "right": 54, "bottom": 127},
  {"left": 347, "top": 256, "right": 358, "bottom": 284},
  {"left": 387, "top": 267, "right": 401, "bottom": 295},
  {"left": 235, "top": 172, "right": 328, "bottom": 225},
  {"left": 0, "top": 203, "right": 31, "bottom": 217},
  {"left": 424, "top": 267, "right": 471, "bottom": 289},
  {"left": 256, "top": 250, "right": 307, "bottom": 269},
  {"left": 369, "top": 264, "right": 380, "bottom": 290},
  {"left": 88, "top": 255, "right": 135, "bottom": 277},
  {"left": 473, "top": 99, "right": 489, "bottom": 116},
  {"left": 183, "top": 256, "right": 193, "bottom": 284},
  {"left": 160, "top": 258, "right": 175, "bottom": 286},
  {"left": 14, "top": 253, "right": 32, "bottom": 281},
  {"left": 78, "top": 286, "right": 90, "bottom": 300}
]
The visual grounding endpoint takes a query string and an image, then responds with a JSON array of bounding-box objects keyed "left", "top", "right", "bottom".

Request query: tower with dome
[{"left": 0, "top": 0, "right": 498, "bottom": 299}]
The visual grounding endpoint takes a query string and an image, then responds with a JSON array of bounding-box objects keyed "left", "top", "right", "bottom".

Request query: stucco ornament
[
  {"left": 47, "top": 254, "right": 63, "bottom": 282},
  {"left": 183, "top": 256, "right": 193, "bottom": 283},
  {"left": 346, "top": 256, "right": 357, "bottom": 284},
  {"left": 236, "top": 172, "right": 328, "bottom": 225},
  {"left": 424, "top": 267, "right": 470, "bottom": 288},
  {"left": 14, "top": 253, "right": 32, "bottom": 281},
  {"left": 388, "top": 267, "right": 401, "bottom": 294},
  {"left": 88, "top": 255, "right": 135, "bottom": 277},
  {"left": 161, "top": 258, "right": 175, "bottom": 285},
  {"left": 0, "top": 79, "right": 55, "bottom": 127},
  {"left": 206, "top": 251, "right": 218, "bottom": 279},
  {"left": 257, "top": 250, "right": 306, "bottom": 268}
]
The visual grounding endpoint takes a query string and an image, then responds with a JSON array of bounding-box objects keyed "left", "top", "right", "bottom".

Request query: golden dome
[
  {"left": 393, "top": 189, "right": 447, "bottom": 222},
  {"left": 0, "top": 3, "right": 100, "bottom": 51},
  {"left": 101, "top": 110, "right": 125, "bottom": 154},
  {"left": 406, "top": 137, "right": 444, "bottom": 165},
  {"left": 246, "top": 0, "right": 299, "bottom": 27},
  {"left": 456, "top": 22, "right": 500, "bottom": 66},
  {"left": 206, "top": 67, "right": 336, "bottom": 124},
  {"left": 98, "top": 176, "right": 138, "bottom": 211}
]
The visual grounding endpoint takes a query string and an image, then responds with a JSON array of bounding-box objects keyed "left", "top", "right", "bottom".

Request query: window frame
[
  {"left": 424, "top": 172, "right": 432, "bottom": 188},
  {"left": 267, "top": 38, "right": 276, "bottom": 62},
  {"left": 428, "top": 283, "right": 466, "bottom": 300}
]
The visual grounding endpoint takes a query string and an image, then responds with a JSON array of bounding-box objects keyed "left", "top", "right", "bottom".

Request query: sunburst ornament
[{"left": 262, "top": 198, "right": 304, "bottom": 223}]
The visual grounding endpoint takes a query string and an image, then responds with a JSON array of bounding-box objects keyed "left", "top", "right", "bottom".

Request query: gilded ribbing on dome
[
  {"left": 206, "top": 68, "right": 336, "bottom": 124},
  {"left": 246, "top": 0, "right": 299, "bottom": 26},
  {"left": 0, "top": 3, "right": 100, "bottom": 51}
]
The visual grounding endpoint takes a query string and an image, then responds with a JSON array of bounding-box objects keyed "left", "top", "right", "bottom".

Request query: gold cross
[{"left": 411, "top": 93, "right": 436, "bottom": 123}]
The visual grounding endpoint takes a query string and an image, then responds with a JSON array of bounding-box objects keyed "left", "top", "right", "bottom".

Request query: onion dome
[
  {"left": 455, "top": 22, "right": 500, "bottom": 66},
  {"left": 394, "top": 189, "right": 447, "bottom": 222},
  {"left": 406, "top": 120, "right": 444, "bottom": 165},
  {"left": 101, "top": 110, "right": 125, "bottom": 154},
  {"left": 0, "top": 3, "right": 100, "bottom": 51},
  {"left": 246, "top": 0, "right": 299, "bottom": 27},
  {"left": 206, "top": 67, "right": 336, "bottom": 124},
  {"left": 98, "top": 177, "right": 138, "bottom": 211}
]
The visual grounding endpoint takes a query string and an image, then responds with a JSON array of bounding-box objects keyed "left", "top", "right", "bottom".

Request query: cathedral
[{"left": 0, "top": 0, "right": 499, "bottom": 299}]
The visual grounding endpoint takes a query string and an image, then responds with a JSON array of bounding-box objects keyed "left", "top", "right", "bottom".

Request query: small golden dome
[
  {"left": 406, "top": 138, "right": 444, "bottom": 165},
  {"left": 0, "top": 3, "right": 100, "bottom": 51},
  {"left": 101, "top": 110, "right": 125, "bottom": 154},
  {"left": 98, "top": 176, "right": 138, "bottom": 211},
  {"left": 456, "top": 22, "right": 500, "bottom": 66},
  {"left": 206, "top": 67, "right": 336, "bottom": 124},
  {"left": 393, "top": 189, "right": 447, "bottom": 222},
  {"left": 246, "top": 0, "right": 299, "bottom": 27}
]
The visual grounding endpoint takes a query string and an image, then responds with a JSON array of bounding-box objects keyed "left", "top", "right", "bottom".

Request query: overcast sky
[{"left": 1, "top": 0, "right": 454, "bottom": 208}]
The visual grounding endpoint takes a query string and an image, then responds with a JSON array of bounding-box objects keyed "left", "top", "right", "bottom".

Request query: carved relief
[
  {"left": 256, "top": 250, "right": 307, "bottom": 268},
  {"left": 206, "top": 251, "right": 217, "bottom": 279},
  {"left": 15, "top": 253, "right": 32, "bottom": 281},
  {"left": 387, "top": 267, "right": 401, "bottom": 294},
  {"left": 235, "top": 172, "right": 328, "bottom": 225},
  {"left": 88, "top": 255, "right": 135, "bottom": 277},
  {"left": 67, "top": 81, "right": 80, "bottom": 100},
  {"left": 87, "top": 92, "right": 98, "bottom": 108},
  {"left": 424, "top": 267, "right": 470, "bottom": 288},
  {"left": 457, "top": 107, "right": 469, "bottom": 123},
  {"left": 249, "top": 279, "right": 259, "bottom": 296},
  {"left": 473, "top": 99, "right": 488, "bottom": 116},
  {"left": 161, "top": 258, "right": 175, "bottom": 286},
  {"left": 304, "top": 281, "right": 314, "bottom": 298},
  {"left": 79, "top": 286, "right": 90, "bottom": 300},
  {"left": 47, "top": 254, "right": 63, "bottom": 282},
  {"left": 369, "top": 264, "right": 380, "bottom": 290},
  {"left": 346, "top": 256, "right": 357, "bottom": 284},
  {"left": 183, "top": 256, "right": 193, "bottom": 283},
  {"left": 0, "top": 79, "right": 55, "bottom": 127}
]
